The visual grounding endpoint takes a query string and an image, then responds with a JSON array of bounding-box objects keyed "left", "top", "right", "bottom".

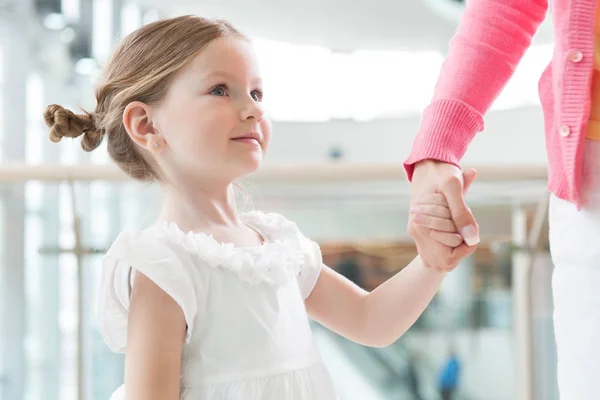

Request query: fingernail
[{"left": 461, "top": 225, "right": 480, "bottom": 246}]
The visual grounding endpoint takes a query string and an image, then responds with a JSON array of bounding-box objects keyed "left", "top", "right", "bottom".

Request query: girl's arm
[
  {"left": 124, "top": 271, "right": 187, "bottom": 400},
  {"left": 306, "top": 194, "right": 461, "bottom": 347},
  {"left": 306, "top": 257, "right": 443, "bottom": 348}
]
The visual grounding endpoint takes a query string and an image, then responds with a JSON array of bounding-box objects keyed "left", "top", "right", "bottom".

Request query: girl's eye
[
  {"left": 251, "top": 90, "right": 263, "bottom": 102},
  {"left": 210, "top": 85, "right": 228, "bottom": 96}
]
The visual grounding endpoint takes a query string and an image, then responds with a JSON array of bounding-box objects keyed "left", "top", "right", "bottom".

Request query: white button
[
  {"left": 569, "top": 50, "right": 583, "bottom": 63},
  {"left": 559, "top": 124, "right": 571, "bottom": 137}
]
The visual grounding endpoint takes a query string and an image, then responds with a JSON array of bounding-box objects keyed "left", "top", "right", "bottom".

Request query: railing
[{"left": 0, "top": 163, "right": 547, "bottom": 183}]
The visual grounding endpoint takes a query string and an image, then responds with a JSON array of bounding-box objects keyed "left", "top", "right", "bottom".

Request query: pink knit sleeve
[{"left": 404, "top": 0, "right": 548, "bottom": 180}]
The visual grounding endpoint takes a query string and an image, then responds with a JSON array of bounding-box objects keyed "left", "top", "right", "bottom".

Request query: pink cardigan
[{"left": 404, "top": 0, "right": 596, "bottom": 208}]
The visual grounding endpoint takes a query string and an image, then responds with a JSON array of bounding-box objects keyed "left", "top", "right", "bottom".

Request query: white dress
[{"left": 97, "top": 211, "right": 338, "bottom": 400}]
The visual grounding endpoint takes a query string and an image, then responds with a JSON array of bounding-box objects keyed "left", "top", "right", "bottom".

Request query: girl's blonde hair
[{"left": 44, "top": 16, "right": 244, "bottom": 181}]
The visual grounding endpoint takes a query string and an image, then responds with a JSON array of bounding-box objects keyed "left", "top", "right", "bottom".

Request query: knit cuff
[{"left": 404, "top": 99, "right": 484, "bottom": 181}]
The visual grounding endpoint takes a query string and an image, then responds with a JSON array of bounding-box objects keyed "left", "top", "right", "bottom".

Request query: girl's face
[{"left": 152, "top": 36, "right": 271, "bottom": 186}]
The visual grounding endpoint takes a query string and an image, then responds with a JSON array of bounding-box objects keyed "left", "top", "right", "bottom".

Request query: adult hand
[{"left": 407, "top": 160, "right": 479, "bottom": 270}]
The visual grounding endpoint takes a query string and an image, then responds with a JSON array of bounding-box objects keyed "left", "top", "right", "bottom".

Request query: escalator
[{"left": 312, "top": 322, "right": 441, "bottom": 400}]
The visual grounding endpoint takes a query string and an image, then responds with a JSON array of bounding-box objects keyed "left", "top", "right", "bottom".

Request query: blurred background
[{"left": 0, "top": 0, "right": 558, "bottom": 399}]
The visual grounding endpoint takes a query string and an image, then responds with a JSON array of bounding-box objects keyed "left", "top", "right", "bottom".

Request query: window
[{"left": 253, "top": 38, "right": 553, "bottom": 122}]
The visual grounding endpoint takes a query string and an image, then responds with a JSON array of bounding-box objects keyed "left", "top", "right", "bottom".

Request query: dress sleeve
[
  {"left": 296, "top": 235, "right": 324, "bottom": 299},
  {"left": 97, "top": 230, "right": 199, "bottom": 353}
]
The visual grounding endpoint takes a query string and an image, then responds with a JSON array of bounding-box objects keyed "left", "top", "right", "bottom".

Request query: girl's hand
[
  {"left": 407, "top": 168, "right": 478, "bottom": 271},
  {"left": 410, "top": 193, "right": 465, "bottom": 248}
]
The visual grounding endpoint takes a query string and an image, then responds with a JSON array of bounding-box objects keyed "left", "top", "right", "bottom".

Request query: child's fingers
[
  {"left": 413, "top": 193, "right": 448, "bottom": 207},
  {"left": 430, "top": 230, "right": 464, "bottom": 247},
  {"left": 448, "top": 242, "right": 478, "bottom": 268},
  {"left": 412, "top": 213, "right": 456, "bottom": 232},
  {"left": 410, "top": 204, "right": 451, "bottom": 219},
  {"left": 435, "top": 242, "right": 478, "bottom": 272}
]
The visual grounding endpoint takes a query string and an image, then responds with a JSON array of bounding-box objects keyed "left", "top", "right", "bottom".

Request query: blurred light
[
  {"left": 26, "top": 74, "right": 44, "bottom": 164},
  {"left": 0, "top": 46, "right": 3, "bottom": 84},
  {"left": 253, "top": 38, "right": 443, "bottom": 122},
  {"left": 350, "top": 49, "right": 443, "bottom": 121},
  {"left": 61, "top": 0, "right": 80, "bottom": 23},
  {"left": 328, "top": 52, "right": 354, "bottom": 119},
  {"left": 74, "top": 58, "right": 98, "bottom": 76},
  {"left": 252, "top": 37, "right": 552, "bottom": 122},
  {"left": 0, "top": 46, "right": 3, "bottom": 164},
  {"left": 92, "top": 0, "right": 113, "bottom": 62},
  {"left": 421, "top": 0, "right": 464, "bottom": 23},
  {"left": 122, "top": 1, "right": 142, "bottom": 36},
  {"left": 253, "top": 38, "right": 332, "bottom": 122},
  {"left": 142, "top": 9, "right": 160, "bottom": 26},
  {"left": 60, "top": 27, "right": 76, "bottom": 44},
  {"left": 43, "top": 13, "right": 67, "bottom": 31},
  {"left": 26, "top": 73, "right": 44, "bottom": 122}
]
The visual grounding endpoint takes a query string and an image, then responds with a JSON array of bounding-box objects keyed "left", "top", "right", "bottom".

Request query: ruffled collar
[{"left": 144, "top": 211, "right": 306, "bottom": 286}]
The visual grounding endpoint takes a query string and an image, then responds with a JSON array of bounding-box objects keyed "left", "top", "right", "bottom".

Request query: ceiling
[{"left": 135, "top": 0, "right": 555, "bottom": 52}]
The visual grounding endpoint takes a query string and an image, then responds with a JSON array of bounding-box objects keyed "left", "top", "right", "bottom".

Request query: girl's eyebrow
[{"left": 202, "top": 71, "right": 263, "bottom": 86}]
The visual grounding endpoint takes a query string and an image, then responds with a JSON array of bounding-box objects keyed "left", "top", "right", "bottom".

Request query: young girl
[{"left": 43, "top": 16, "right": 476, "bottom": 400}]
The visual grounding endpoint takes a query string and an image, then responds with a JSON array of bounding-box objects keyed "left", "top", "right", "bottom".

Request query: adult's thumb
[
  {"left": 442, "top": 175, "right": 480, "bottom": 246},
  {"left": 462, "top": 168, "right": 477, "bottom": 194}
]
